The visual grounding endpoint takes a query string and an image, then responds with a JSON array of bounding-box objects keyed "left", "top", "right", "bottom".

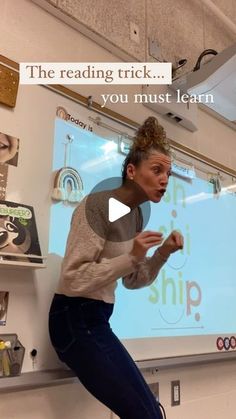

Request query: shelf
[
  {"left": 0, "top": 260, "right": 46, "bottom": 269},
  {"left": 0, "top": 252, "right": 47, "bottom": 269},
  {"left": 0, "top": 369, "right": 76, "bottom": 393}
]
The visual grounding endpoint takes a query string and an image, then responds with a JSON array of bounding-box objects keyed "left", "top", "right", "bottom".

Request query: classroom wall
[
  {"left": 35, "top": 0, "right": 236, "bottom": 72},
  {"left": 0, "top": 1, "right": 236, "bottom": 418}
]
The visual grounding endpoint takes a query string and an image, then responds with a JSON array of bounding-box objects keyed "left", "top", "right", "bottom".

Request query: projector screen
[{"left": 49, "top": 117, "right": 236, "bottom": 361}]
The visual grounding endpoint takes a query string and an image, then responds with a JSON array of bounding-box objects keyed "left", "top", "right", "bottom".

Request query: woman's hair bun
[{"left": 133, "top": 116, "right": 170, "bottom": 153}]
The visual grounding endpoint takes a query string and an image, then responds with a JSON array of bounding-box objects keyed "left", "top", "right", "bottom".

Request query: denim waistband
[
  {"left": 50, "top": 293, "right": 114, "bottom": 324},
  {"left": 50, "top": 293, "right": 114, "bottom": 310}
]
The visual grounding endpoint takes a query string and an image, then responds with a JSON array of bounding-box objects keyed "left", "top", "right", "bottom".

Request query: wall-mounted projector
[
  {"left": 172, "top": 43, "right": 236, "bottom": 122},
  {"left": 141, "top": 85, "right": 198, "bottom": 132}
]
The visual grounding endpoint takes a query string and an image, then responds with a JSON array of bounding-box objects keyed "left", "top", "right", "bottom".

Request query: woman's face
[
  {"left": 0, "top": 133, "right": 18, "bottom": 163},
  {"left": 127, "top": 151, "right": 172, "bottom": 203}
]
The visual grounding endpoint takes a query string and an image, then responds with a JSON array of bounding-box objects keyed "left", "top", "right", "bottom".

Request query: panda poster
[{"left": 0, "top": 201, "right": 42, "bottom": 264}]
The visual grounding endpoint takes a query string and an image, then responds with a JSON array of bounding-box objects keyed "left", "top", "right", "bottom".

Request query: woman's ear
[{"left": 126, "top": 163, "right": 136, "bottom": 180}]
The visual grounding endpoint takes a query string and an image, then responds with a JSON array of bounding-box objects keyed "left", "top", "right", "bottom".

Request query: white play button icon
[
  {"left": 108, "top": 197, "right": 131, "bottom": 222},
  {"left": 85, "top": 177, "right": 151, "bottom": 241}
]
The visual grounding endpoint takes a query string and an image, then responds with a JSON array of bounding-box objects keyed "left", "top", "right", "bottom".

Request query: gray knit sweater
[{"left": 57, "top": 191, "right": 168, "bottom": 303}]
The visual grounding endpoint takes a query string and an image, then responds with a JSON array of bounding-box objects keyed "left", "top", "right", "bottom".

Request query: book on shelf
[{"left": 0, "top": 200, "right": 43, "bottom": 264}]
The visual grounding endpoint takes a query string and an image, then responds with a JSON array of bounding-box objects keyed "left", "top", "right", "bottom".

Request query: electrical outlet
[
  {"left": 130, "top": 22, "right": 140, "bottom": 44},
  {"left": 149, "top": 382, "right": 159, "bottom": 401},
  {"left": 171, "top": 380, "right": 180, "bottom": 406}
]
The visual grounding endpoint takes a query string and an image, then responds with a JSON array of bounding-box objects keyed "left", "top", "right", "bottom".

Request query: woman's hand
[
  {"left": 158, "top": 230, "right": 184, "bottom": 259},
  {"left": 130, "top": 231, "right": 164, "bottom": 261}
]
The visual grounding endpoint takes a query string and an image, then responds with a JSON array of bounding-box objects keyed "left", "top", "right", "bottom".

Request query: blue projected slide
[{"left": 49, "top": 118, "right": 236, "bottom": 341}]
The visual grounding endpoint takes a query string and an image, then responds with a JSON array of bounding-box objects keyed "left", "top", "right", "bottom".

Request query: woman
[{"left": 49, "top": 117, "right": 183, "bottom": 419}]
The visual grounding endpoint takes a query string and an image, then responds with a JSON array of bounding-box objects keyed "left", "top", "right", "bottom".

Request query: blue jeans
[{"left": 49, "top": 294, "right": 163, "bottom": 419}]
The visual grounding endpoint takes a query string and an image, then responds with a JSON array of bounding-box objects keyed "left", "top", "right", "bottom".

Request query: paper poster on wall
[
  {"left": 0, "top": 131, "right": 19, "bottom": 166},
  {"left": 0, "top": 291, "right": 9, "bottom": 326},
  {"left": 56, "top": 105, "right": 93, "bottom": 131},
  {"left": 0, "top": 201, "right": 42, "bottom": 263},
  {"left": 0, "top": 165, "right": 8, "bottom": 200}
]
